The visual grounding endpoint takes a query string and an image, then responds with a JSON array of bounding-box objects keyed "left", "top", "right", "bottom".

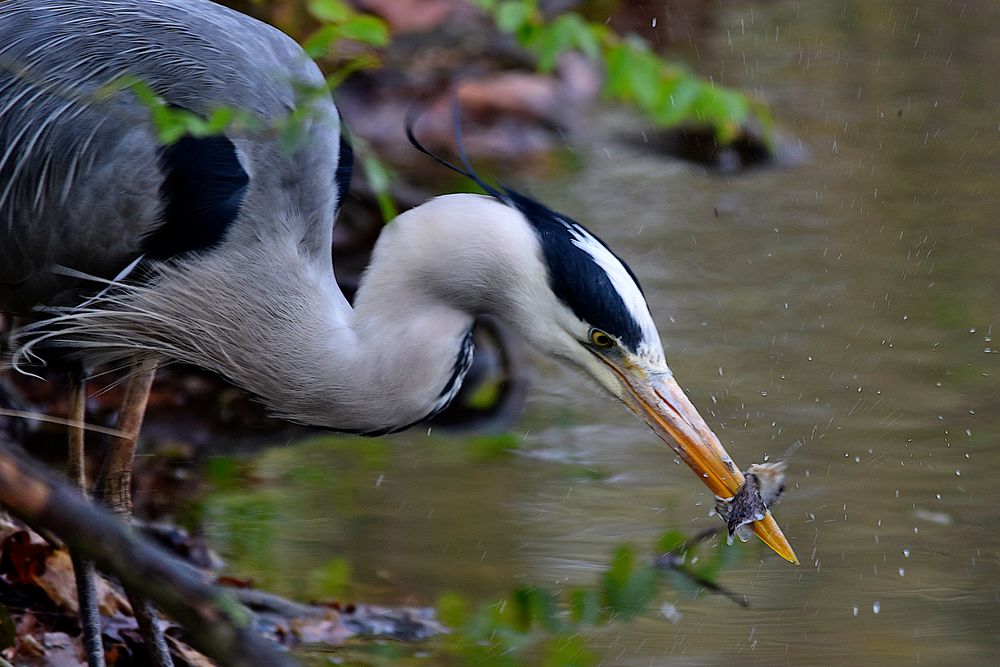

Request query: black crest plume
[
  {"left": 404, "top": 98, "right": 511, "bottom": 204},
  {"left": 404, "top": 99, "right": 648, "bottom": 353}
]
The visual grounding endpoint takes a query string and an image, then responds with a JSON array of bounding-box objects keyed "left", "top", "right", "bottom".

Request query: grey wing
[
  {"left": 0, "top": 0, "right": 343, "bottom": 312},
  {"left": 0, "top": 10, "right": 161, "bottom": 310}
]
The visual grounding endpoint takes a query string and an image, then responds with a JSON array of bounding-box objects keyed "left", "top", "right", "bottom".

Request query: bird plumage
[
  {"left": 0, "top": 0, "right": 662, "bottom": 434},
  {"left": 0, "top": 0, "right": 798, "bottom": 564},
  {"left": 0, "top": 0, "right": 341, "bottom": 308}
]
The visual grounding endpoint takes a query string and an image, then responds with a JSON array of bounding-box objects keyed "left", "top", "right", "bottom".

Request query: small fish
[{"left": 714, "top": 461, "right": 787, "bottom": 544}]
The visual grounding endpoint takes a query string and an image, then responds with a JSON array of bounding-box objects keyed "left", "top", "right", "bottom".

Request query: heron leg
[
  {"left": 68, "top": 368, "right": 106, "bottom": 667},
  {"left": 97, "top": 356, "right": 158, "bottom": 518},
  {"left": 96, "top": 356, "right": 173, "bottom": 667}
]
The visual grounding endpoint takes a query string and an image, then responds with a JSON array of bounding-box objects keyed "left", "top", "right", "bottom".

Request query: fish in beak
[{"left": 599, "top": 353, "right": 798, "bottom": 564}]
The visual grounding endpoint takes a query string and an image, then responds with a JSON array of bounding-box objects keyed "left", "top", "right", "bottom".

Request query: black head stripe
[
  {"left": 406, "top": 102, "right": 647, "bottom": 352},
  {"left": 147, "top": 132, "right": 249, "bottom": 259},
  {"left": 503, "top": 190, "right": 645, "bottom": 352},
  {"left": 335, "top": 129, "right": 353, "bottom": 211}
]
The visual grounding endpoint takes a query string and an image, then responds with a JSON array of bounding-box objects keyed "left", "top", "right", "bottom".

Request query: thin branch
[{"left": 0, "top": 439, "right": 296, "bottom": 667}]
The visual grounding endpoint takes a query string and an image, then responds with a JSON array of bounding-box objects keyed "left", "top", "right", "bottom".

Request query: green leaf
[
  {"left": 324, "top": 54, "right": 381, "bottom": 89},
  {"left": 465, "top": 375, "right": 502, "bottom": 409},
  {"left": 601, "top": 546, "right": 657, "bottom": 619},
  {"left": 650, "top": 75, "right": 700, "bottom": 126},
  {"left": 302, "top": 24, "right": 340, "bottom": 58},
  {"left": 573, "top": 22, "right": 601, "bottom": 61},
  {"left": 624, "top": 48, "right": 663, "bottom": 110},
  {"left": 690, "top": 85, "right": 748, "bottom": 143},
  {"left": 568, "top": 588, "right": 600, "bottom": 626},
  {"left": 307, "top": 556, "right": 352, "bottom": 599},
  {"left": 531, "top": 14, "right": 587, "bottom": 71},
  {"left": 306, "top": 0, "right": 349, "bottom": 23},
  {"left": 361, "top": 152, "right": 398, "bottom": 223},
  {"left": 511, "top": 587, "right": 562, "bottom": 632},
  {"left": 495, "top": 0, "right": 534, "bottom": 33},
  {"left": 437, "top": 592, "right": 471, "bottom": 627},
  {"left": 542, "top": 634, "right": 596, "bottom": 667},
  {"left": 655, "top": 530, "right": 688, "bottom": 554},
  {"left": 469, "top": 432, "right": 521, "bottom": 462},
  {"left": 205, "top": 456, "right": 240, "bottom": 487},
  {"left": 603, "top": 44, "right": 631, "bottom": 99},
  {"left": 336, "top": 15, "right": 390, "bottom": 47}
]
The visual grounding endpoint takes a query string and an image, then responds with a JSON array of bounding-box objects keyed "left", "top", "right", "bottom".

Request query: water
[{"left": 199, "top": 1, "right": 1000, "bottom": 664}]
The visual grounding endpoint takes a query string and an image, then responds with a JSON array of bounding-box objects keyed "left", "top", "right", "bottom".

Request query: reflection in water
[{"left": 201, "top": 1, "right": 1000, "bottom": 663}]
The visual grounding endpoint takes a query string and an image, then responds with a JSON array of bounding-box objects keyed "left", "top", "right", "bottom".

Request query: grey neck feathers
[{"left": 12, "top": 194, "right": 546, "bottom": 433}]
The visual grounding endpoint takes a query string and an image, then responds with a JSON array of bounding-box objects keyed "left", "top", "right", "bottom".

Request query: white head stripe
[{"left": 562, "top": 221, "right": 663, "bottom": 362}]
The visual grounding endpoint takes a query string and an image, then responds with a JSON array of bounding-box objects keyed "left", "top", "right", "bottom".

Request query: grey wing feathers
[{"left": 0, "top": 0, "right": 341, "bottom": 312}]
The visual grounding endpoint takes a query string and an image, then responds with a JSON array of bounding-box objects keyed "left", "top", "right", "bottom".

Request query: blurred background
[{"left": 3, "top": 1, "right": 999, "bottom": 664}]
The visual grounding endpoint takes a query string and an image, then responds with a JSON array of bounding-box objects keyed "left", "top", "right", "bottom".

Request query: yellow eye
[{"left": 589, "top": 329, "right": 614, "bottom": 348}]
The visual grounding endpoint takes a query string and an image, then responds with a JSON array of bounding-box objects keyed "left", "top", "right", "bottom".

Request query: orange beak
[{"left": 610, "top": 363, "right": 798, "bottom": 564}]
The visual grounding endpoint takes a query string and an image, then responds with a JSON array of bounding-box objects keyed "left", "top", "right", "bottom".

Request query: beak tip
[{"left": 752, "top": 512, "right": 798, "bottom": 565}]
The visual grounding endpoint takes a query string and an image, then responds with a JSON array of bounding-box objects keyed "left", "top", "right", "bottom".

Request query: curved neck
[
  {"left": 43, "top": 194, "right": 542, "bottom": 433},
  {"left": 162, "top": 229, "right": 479, "bottom": 432}
]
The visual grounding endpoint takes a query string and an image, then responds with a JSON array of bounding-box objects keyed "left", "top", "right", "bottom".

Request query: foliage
[
  {"left": 123, "top": 0, "right": 773, "bottom": 227},
  {"left": 304, "top": 0, "right": 390, "bottom": 50},
  {"left": 472, "top": 0, "right": 772, "bottom": 145},
  {"left": 429, "top": 529, "right": 745, "bottom": 666},
  {"left": 115, "top": 0, "right": 399, "bottom": 219}
]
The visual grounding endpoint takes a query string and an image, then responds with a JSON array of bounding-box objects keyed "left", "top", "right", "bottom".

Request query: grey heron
[{"left": 0, "top": 0, "right": 795, "bottom": 659}]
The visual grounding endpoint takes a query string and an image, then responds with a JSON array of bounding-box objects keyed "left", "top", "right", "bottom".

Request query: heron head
[
  {"left": 501, "top": 190, "right": 797, "bottom": 564},
  {"left": 402, "top": 115, "right": 795, "bottom": 563}
]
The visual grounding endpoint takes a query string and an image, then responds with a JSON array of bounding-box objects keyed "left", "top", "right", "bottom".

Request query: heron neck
[
  {"left": 203, "top": 225, "right": 478, "bottom": 433},
  {"left": 203, "top": 233, "right": 477, "bottom": 432}
]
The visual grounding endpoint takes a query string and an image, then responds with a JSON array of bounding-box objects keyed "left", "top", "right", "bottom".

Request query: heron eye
[{"left": 589, "top": 329, "right": 615, "bottom": 348}]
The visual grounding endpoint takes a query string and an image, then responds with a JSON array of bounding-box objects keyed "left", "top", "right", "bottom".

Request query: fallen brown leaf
[
  {"left": 0, "top": 531, "right": 52, "bottom": 584},
  {"left": 33, "top": 549, "right": 131, "bottom": 617}
]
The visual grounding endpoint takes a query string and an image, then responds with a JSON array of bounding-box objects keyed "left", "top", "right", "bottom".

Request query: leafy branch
[
  {"left": 473, "top": 0, "right": 772, "bottom": 145},
  {"left": 431, "top": 528, "right": 746, "bottom": 666}
]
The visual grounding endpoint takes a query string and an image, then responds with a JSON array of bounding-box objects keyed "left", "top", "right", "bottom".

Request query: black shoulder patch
[
  {"left": 335, "top": 130, "right": 353, "bottom": 212},
  {"left": 504, "top": 190, "right": 646, "bottom": 352},
  {"left": 145, "top": 133, "right": 249, "bottom": 260}
]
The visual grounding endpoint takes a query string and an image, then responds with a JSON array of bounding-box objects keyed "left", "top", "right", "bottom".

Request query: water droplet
[
  {"left": 898, "top": 567, "right": 905, "bottom": 576},
  {"left": 872, "top": 601, "right": 881, "bottom": 614},
  {"left": 660, "top": 601, "right": 682, "bottom": 623},
  {"left": 852, "top": 606, "right": 859, "bottom": 617},
  {"left": 903, "top": 548, "right": 910, "bottom": 558}
]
